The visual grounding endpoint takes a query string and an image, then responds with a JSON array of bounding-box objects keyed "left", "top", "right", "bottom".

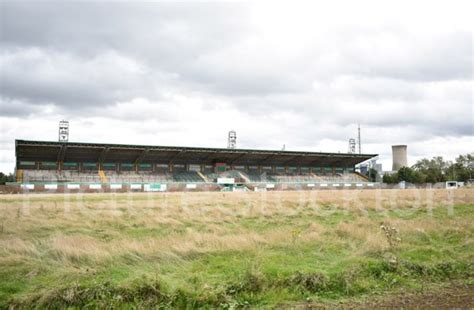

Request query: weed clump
[
  {"left": 286, "top": 271, "right": 328, "bottom": 293},
  {"left": 379, "top": 222, "right": 402, "bottom": 270},
  {"left": 8, "top": 281, "right": 171, "bottom": 309},
  {"left": 291, "top": 228, "right": 302, "bottom": 244},
  {"left": 226, "top": 269, "right": 266, "bottom": 295},
  {"left": 380, "top": 222, "right": 401, "bottom": 249},
  {"left": 7, "top": 260, "right": 472, "bottom": 309},
  {"left": 400, "top": 261, "right": 472, "bottom": 279}
]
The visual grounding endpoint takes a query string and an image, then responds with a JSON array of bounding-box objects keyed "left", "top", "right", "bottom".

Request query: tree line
[
  {"left": 0, "top": 172, "right": 15, "bottom": 185},
  {"left": 383, "top": 153, "right": 474, "bottom": 184}
]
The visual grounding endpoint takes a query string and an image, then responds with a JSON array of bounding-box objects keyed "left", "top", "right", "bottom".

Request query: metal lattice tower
[
  {"left": 227, "top": 130, "right": 237, "bottom": 149},
  {"left": 58, "top": 120, "right": 69, "bottom": 142},
  {"left": 348, "top": 138, "right": 356, "bottom": 153}
]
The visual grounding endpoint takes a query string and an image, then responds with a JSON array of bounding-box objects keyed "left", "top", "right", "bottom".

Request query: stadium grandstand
[{"left": 13, "top": 140, "right": 377, "bottom": 192}]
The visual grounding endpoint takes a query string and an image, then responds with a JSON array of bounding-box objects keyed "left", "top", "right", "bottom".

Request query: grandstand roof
[{"left": 15, "top": 139, "right": 376, "bottom": 167}]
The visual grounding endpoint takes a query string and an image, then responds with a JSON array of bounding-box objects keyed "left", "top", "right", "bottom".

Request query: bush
[
  {"left": 383, "top": 167, "right": 426, "bottom": 184},
  {"left": 0, "top": 172, "right": 14, "bottom": 185}
]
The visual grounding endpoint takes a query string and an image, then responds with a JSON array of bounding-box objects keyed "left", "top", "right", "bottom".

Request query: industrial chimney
[{"left": 392, "top": 145, "right": 408, "bottom": 171}]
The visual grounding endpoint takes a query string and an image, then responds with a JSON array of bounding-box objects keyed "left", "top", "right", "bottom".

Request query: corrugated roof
[{"left": 15, "top": 139, "right": 377, "bottom": 167}]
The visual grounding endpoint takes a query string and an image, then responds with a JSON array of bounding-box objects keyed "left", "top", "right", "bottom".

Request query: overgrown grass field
[{"left": 0, "top": 189, "right": 473, "bottom": 308}]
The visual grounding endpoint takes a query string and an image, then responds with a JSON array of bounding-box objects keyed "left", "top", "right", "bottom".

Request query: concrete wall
[{"left": 3, "top": 182, "right": 379, "bottom": 193}]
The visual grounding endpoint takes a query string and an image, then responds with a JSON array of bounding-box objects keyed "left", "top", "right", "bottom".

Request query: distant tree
[
  {"left": 397, "top": 167, "right": 426, "bottom": 184},
  {"left": 446, "top": 153, "right": 474, "bottom": 182},
  {"left": 412, "top": 153, "right": 474, "bottom": 182},
  {"left": 382, "top": 167, "right": 426, "bottom": 184},
  {"left": 412, "top": 156, "right": 448, "bottom": 183},
  {"left": 365, "top": 168, "right": 378, "bottom": 182},
  {"left": 0, "top": 172, "right": 15, "bottom": 185},
  {"left": 383, "top": 173, "right": 398, "bottom": 184}
]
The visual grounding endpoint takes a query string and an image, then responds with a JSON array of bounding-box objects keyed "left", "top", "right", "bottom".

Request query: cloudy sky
[{"left": 0, "top": 0, "right": 473, "bottom": 173}]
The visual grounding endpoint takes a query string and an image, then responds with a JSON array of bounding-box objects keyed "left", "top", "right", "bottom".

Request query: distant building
[
  {"left": 14, "top": 139, "right": 378, "bottom": 191},
  {"left": 374, "top": 163, "right": 383, "bottom": 175}
]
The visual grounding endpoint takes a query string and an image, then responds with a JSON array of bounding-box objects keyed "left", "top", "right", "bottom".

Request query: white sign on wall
[
  {"left": 266, "top": 183, "right": 275, "bottom": 189},
  {"left": 144, "top": 184, "right": 167, "bottom": 192},
  {"left": 67, "top": 184, "right": 80, "bottom": 190},
  {"left": 110, "top": 184, "right": 123, "bottom": 190},
  {"left": 186, "top": 184, "right": 197, "bottom": 189},
  {"left": 45, "top": 184, "right": 58, "bottom": 190},
  {"left": 217, "top": 178, "right": 235, "bottom": 184},
  {"left": 344, "top": 184, "right": 352, "bottom": 187},
  {"left": 130, "top": 183, "right": 142, "bottom": 190},
  {"left": 356, "top": 184, "right": 363, "bottom": 187},
  {"left": 89, "top": 184, "right": 102, "bottom": 189},
  {"left": 307, "top": 184, "right": 315, "bottom": 187},
  {"left": 320, "top": 184, "right": 328, "bottom": 187},
  {"left": 21, "top": 184, "right": 34, "bottom": 190}
]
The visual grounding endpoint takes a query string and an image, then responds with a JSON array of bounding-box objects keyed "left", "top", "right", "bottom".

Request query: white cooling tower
[{"left": 392, "top": 145, "right": 408, "bottom": 171}]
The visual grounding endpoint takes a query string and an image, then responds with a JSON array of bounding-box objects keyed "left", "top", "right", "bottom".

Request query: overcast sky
[{"left": 0, "top": 0, "right": 473, "bottom": 173}]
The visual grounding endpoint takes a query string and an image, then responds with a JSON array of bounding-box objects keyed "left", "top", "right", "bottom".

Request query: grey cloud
[
  {"left": 336, "top": 30, "right": 473, "bottom": 82},
  {"left": 0, "top": 48, "right": 180, "bottom": 110},
  {"left": 0, "top": 2, "right": 257, "bottom": 111},
  {"left": 0, "top": 1, "right": 472, "bottom": 172},
  {"left": 0, "top": 2, "right": 251, "bottom": 62},
  {"left": 2, "top": 2, "right": 472, "bottom": 107},
  {"left": 0, "top": 97, "right": 49, "bottom": 117}
]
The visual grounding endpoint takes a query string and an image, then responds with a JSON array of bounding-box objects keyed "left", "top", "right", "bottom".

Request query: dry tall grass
[{"left": 0, "top": 189, "right": 472, "bottom": 266}]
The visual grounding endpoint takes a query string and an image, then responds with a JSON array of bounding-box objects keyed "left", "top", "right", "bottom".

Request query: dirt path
[
  {"left": 291, "top": 283, "right": 474, "bottom": 309},
  {"left": 350, "top": 284, "right": 473, "bottom": 309}
]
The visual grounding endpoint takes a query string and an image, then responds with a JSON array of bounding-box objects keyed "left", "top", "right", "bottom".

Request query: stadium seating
[
  {"left": 244, "top": 171, "right": 267, "bottom": 182},
  {"left": 21, "top": 168, "right": 367, "bottom": 184},
  {"left": 16, "top": 140, "right": 375, "bottom": 188},
  {"left": 173, "top": 171, "right": 205, "bottom": 183},
  {"left": 202, "top": 172, "right": 219, "bottom": 182}
]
